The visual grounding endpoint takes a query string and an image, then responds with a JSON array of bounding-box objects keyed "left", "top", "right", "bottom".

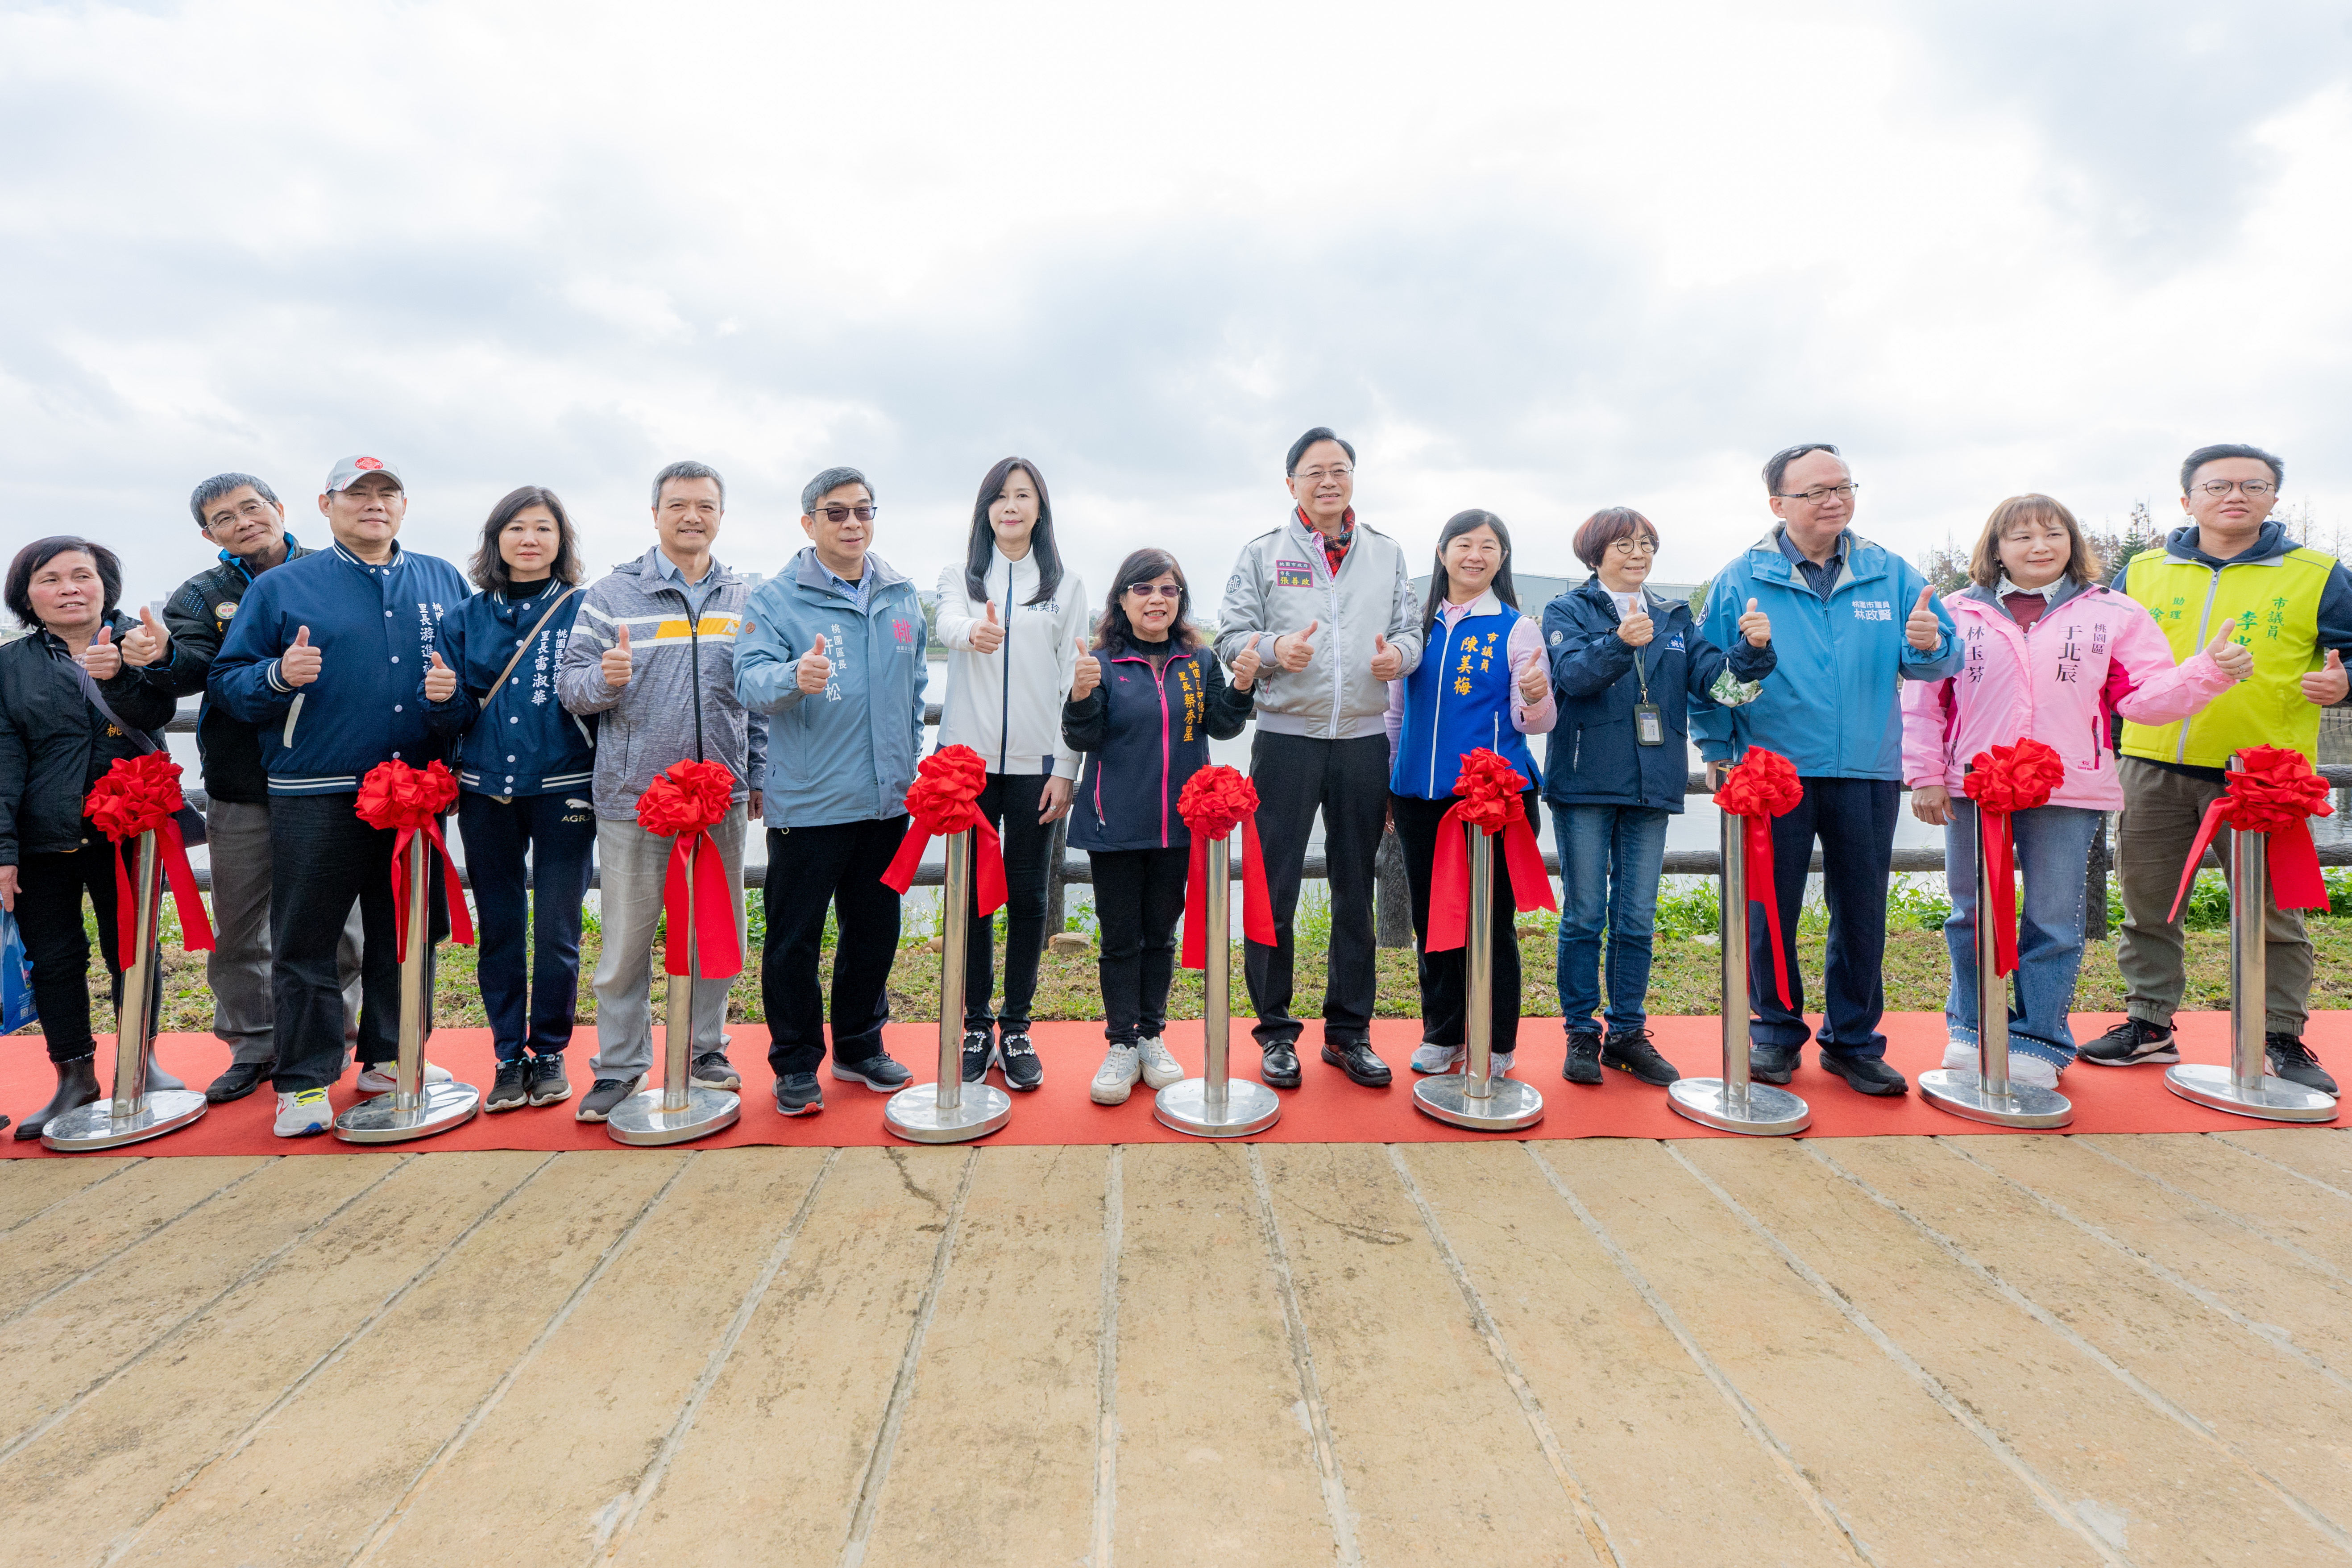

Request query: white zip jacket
[
  {"left": 1214, "top": 511, "right": 1424, "bottom": 741},
  {"left": 933, "top": 552, "right": 1089, "bottom": 779}
]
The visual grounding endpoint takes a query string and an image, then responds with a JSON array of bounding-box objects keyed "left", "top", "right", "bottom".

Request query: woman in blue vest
[
  {"left": 1390, "top": 510, "right": 1556, "bottom": 1079},
  {"left": 1063, "top": 549, "right": 1258, "bottom": 1105},
  {"left": 425, "top": 486, "right": 596, "bottom": 1113}
]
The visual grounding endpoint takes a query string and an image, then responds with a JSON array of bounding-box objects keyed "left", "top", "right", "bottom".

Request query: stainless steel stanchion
[
  {"left": 1921, "top": 799, "right": 2072, "bottom": 1127},
  {"left": 1669, "top": 806, "right": 1809, "bottom": 1134},
  {"left": 1414, "top": 821, "right": 1545, "bottom": 1131},
  {"left": 1156, "top": 830, "right": 1281, "bottom": 1137},
  {"left": 2164, "top": 801, "right": 2337, "bottom": 1121},
  {"left": 887, "top": 830, "right": 1012, "bottom": 1142},
  {"left": 610, "top": 833, "right": 741, "bottom": 1144},
  {"left": 336, "top": 834, "right": 481, "bottom": 1142},
  {"left": 43, "top": 829, "right": 207, "bottom": 1150}
]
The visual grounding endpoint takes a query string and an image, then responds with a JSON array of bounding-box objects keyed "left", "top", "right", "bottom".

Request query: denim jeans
[
  {"left": 1551, "top": 804, "right": 1670, "bottom": 1035},
  {"left": 1942, "top": 799, "right": 2102, "bottom": 1070},
  {"left": 459, "top": 790, "right": 599, "bottom": 1062}
]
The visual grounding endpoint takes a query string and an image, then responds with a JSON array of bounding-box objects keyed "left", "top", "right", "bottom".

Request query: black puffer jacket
[{"left": 0, "top": 614, "right": 176, "bottom": 865}]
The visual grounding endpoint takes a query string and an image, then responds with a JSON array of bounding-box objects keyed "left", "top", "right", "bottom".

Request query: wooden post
[
  {"left": 2084, "top": 811, "right": 2111, "bottom": 941},
  {"left": 1045, "top": 816, "right": 1071, "bottom": 933},
  {"left": 1375, "top": 824, "right": 1412, "bottom": 948}
]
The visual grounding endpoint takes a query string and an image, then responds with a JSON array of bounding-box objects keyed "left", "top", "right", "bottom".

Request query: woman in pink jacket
[{"left": 1902, "top": 494, "right": 2249, "bottom": 1087}]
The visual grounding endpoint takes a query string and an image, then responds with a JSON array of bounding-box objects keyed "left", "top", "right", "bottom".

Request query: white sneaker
[
  {"left": 1410, "top": 1042, "right": 1462, "bottom": 1074},
  {"left": 1491, "top": 1050, "right": 1516, "bottom": 1078},
  {"left": 1941, "top": 1038, "right": 1975, "bottom": 1071},
  {"left": 1942, "top": 1038, "right": 2061, "bottom": 1091},
  {"left": 1138, "top": 1037, "right": 1185, "bottom": 1089},
  {"left": 355, "top": 1061, "right": 453, "bottom": 1095},
  {"left": 1091, "top": 1044, "right": 1143, "bottom": 1105},
  {"left": 274, "top": 1087, "right": 333, "bottom": 1137}
]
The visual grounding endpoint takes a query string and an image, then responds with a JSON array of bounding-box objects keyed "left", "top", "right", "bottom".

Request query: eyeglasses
[
  {"left": 1124, "top": 581, "right": 1183, "bottom": 601},
  {"left": 2193, "top": 479, "right": 2276, "bottom": 498},
  {"left": 1295, "top": 466, "right": 1353, "bottom": 484},
  {"left": 1775, "top": 483, "right": 1859, "bottom": 505},
  {"left": 1609, "top": 537, "right": 1659, "bottom": 556},
  {"left": 812, "top": 504, "right": 877, "bottom": 523}
]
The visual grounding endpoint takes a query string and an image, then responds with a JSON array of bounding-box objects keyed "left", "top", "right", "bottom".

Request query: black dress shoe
[
  {"left": 17, "top": 1054, "right": 101, "bottom": 1141},
  {"left": 1260, "top": 1044, "right": 1302, "bottom": 1089},
  {"left": 1321, "top": 1041, "right": 1393, "bottom": 1087},
  {"left": 1819, "top": 1050, "right": 1908, "bottom": 1096},
  {"left": 205, "top": 1058, "right": 274, "bottom": 1104}
]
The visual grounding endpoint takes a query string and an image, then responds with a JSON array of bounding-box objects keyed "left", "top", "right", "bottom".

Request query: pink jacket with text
[{"left": 1900, "top": 582, "right": 2234, "bottom": 813}]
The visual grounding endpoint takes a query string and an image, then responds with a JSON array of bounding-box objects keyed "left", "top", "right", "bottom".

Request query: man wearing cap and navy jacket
[{"left": 212, "top": 456, "right": 472, "bottom": 1138}]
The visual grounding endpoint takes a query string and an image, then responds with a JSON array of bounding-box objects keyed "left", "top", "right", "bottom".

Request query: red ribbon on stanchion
[
  {"left": 1961, "top": 738, "right": 2065, "bottom": 976},
  {"left": 880, "top": 744, "right": 1008, "bottom": 914},
  {"left": 83, "top": 752, "right": 214, "bottom": 956},
  {"left": 1715, "top": 747, "right": 1804, "bottom": 1007},
  {"left": 354, "top": 759, "right": 474, "bottom": 961},
  {"left": 2168, "top": 743, "right": 2335, "bottom": 921},
  {"left": 1427, "top": 749, "right": 1556, "bottom": 953},
  {"left": 636, "top": 759, "right": 745, "bottom": 978},
  {"left": 1177, "top": 764, "right": 1277, "bottom": 970}
]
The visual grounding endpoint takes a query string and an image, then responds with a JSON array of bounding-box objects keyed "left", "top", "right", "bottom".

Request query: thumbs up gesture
[
  {"left": 601, "top": 622, "right": 635, "bottom": 688},
  {"left": 281, "top": 624, "right": 322, "bottom": 686},
  {"left": 796, "top": 633, "right": 833, "bottom": 696},
  {"left": 1070, "top": 636, "right": 1102, "bottom": 701},
  {"left": 1230, "top": 631, "right": 1264, "bottom": 691},
  {"left": 1617, "top": 604, "right": 1654, "bottom": 648},
  {"left": 1515, "top": 647, "right": 1549, "bottom": 703},
  {"left": 423, "top": 650, "right": 457, "bottom": 702},
  {"left": 80, "top": 622, "right": 122, "bottom": 679},
  {"left": 1905, "top": 585, "right": 1944, "bottom": 652},
  {"left": 1369, "top": 630, "right": 1404, "bottom": 681},
  {"left": 1737, "top": 596, "right": 1771, "bottom": 649},
  {"left": 2302, "top": 646, "right": 2349, "bottom": 705},
  {"left": 970, "top": 599, "right": 1005, "bottom": 654},
  {"left": 2204, "top": 618, "right": 2253, "bottom": 682},
  {"left": 1276, "top": 618, "right": 1318, "bottom": 672},
  {"left": 122, "top": 604, "right": 170, "bottom": 668}
]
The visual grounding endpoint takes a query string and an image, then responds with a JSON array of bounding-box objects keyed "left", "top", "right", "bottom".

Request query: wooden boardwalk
[{"left": 2, "top": 1131, "right": 2349, "bottom": 1566}]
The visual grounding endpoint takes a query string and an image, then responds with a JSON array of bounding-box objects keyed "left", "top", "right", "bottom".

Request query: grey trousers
[
  {"left": 205, "top": 798, "right": 364, "bottom": 1067},
  {"left": 2114, "top": 757, "right": 2313, "bottom": 1033},
  {"left": 589, "top": 807, "right": 747, "bottom": 1083}
]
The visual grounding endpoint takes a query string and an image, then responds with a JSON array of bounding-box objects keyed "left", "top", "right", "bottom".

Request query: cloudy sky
[{"left": 4, "top": 0, "right": 2349, "bottom": 611}]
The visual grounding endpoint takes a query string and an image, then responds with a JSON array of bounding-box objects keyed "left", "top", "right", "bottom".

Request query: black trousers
[
  {"left": 763, "top": 817, "right": 908, "bottom": 1075},
  {"left": 1244, "top": 730, "right": 1390, "bottom": 1049},
  {"left": 1750, "top": 777, "right": 1900, "bottom": 1058},
  {"left": 1391, "top": 789, "right": 1536, "bottom": 1053},
  {"left": 15, "top": 828, "right": 150, "bottom": 1064},
  {"left": 961, "top": 772, "right": 1057, "bottom": 1034},
  {"left": 1088, "top": 846, "right": 1189, "bottom": 1045},
  {"left": 269, "top": 793, "right": 445, "bottom": 1095}
]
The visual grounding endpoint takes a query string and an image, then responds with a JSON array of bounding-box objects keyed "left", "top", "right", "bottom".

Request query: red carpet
[{"left": 2, "top": 1012, "right": 2340, "bottom": 1157}]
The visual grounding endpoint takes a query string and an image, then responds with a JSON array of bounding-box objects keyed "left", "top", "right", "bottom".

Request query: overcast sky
[{"left": 4, "top": 0, "right": 2348, "bottom": 612}]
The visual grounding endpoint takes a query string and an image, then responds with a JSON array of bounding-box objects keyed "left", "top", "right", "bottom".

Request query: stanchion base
[
  {"left": 884, "top": 1082, "right": 1012, "bottom": 1144},
  {"left": 1919, "top": 1069, "right": 2073, "bottom": 1128},
  {"left": 1154, "top": 1077, "right": 1281, "bottom": 1138},
  {"left": 1413, "top": 1073, "right": 1546, "bottom": 1132},
  {"left": 333, "top": 1081, "right": 482, "bottom": 1144},
  {"left": 607, "top": 1086, "right": 741, "bottom": 1146},
  {"left": 40, "top": 1090, "right": 207, "bottom": 1151},
  {"left": 2162, "top": 1062, "right": 2338, "bottom": 1124},
  {"left": 1667, "top": 1078, "right": 1811, "bottom": 1137}
]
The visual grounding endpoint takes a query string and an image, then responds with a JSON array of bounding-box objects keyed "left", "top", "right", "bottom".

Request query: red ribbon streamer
[
  {"left": 1178, "top": 765, "right": 1278, "bottom": 970},
  {"left": 880, "top": 744, "right": 1008, "bottom": 915},
  {"left": 636, "top": 759, "right": 746, "bottom": 977},
  {"left": 1715, "top": 747, "right": 1805, "bottom": 1008},
  {"left": 1961, "top": 739, "right": 2066, "bottom": 977},
  {"left": 2168, "top": 744, "right": 2335, "bottom": 922},
  {"left": 355, "top": 760, "right": 475, "bottom": 962},
  {"left": 83, "top": 752, "right": 215, "bottom": 956},
  {"left": 1426, "top": 750, "right": 1556, "bottom": 953}
]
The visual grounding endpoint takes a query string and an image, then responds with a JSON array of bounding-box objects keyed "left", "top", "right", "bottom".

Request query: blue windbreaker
[{"left": 425, "top": 580, "right": 597, "bottom": 798}]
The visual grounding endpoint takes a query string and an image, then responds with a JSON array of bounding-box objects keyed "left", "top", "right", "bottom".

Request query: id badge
[{"left": 1634, "top": 702, "right": 1665, "bottom": 747}]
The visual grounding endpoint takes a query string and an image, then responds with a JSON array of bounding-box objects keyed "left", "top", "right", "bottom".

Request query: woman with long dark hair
[
  {"left": 1387, "top": 510, "right": 1556, "bottom": 1080},
  {"left": 933, "top": 457, "right": 1092, "bottom": 1092},
  {"left": 0, "top": 537, "right": 183, "bottom": 1139},
  {"left": 424, "top": 486, "right": 595, "bottom": 1112},
  {"left": 1064, "top": 549, "right": 1258, "bottom": 1103}
]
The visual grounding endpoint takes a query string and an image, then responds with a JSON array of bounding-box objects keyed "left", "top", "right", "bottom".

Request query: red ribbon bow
[
  {"left": 881, "top": 745, "right": 1008, "bottom": 914},
  {"left": 2168, "top": 744, "right": 2335, "bottom": 921},
  {"left": 354, "top": 760, "right": 474, "bottom": 961},
  {"left": 82, "top": 753, "right": 215, "bottom": 957},
  {"left": 1427, "top": 749, "right": 1556, "bottom": 953},
  {"left": 636, "top": 759, "right": 745, "bottom": 978},
  {"left": 1962, "top": 739, "right": 2065, "bottom": 976},
  {"left": 1177, "top": 765, "right": 1278, "bottom": 969},
  {"left": 1715, "top": 747, "right": 1804, "bottom": 1007}
]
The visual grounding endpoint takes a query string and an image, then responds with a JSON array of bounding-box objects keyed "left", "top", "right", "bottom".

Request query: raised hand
[
  {"left": 1369, "top": 631, "right": 1403, "bottom": 681},
  {"left": 1737, "top": 596, "right": 1771, "bottom": 649},
  {"left": 281, "top": 624, "right": 322, "bottom": 686},
  {"left": 1275, "top": 619, "right": 1318, "bottom": 672},
  {"left": 1070, "top": 637, "right": 1102, "bottom": 701},
  {"left": 970, "top": 599, "right": 1004, "bottom": 655},
  {"left": 1230, "top": 631, "right": 1264, "bottom": 691},
  {"left": 122, "top": 604, "right": 170, "bottom": 668},
  {"left": 600, "top": 622, "right": 634, "bottom": 688},
  {"left": 796, "top": 633, "right": 833, "bottom": 696},
  {"left": 1905, "top": 585, "right": 1943, "bottom": 653},
  {"left": 1617, "top": 605, "right": 1654, "bottom": 648},
  {"left": 1515, "top": 647, "right": 1548, "bottom": 703},
  {"left": 423, "top": 650, "right": 457, "bottom": 702},
  {"left": 2303, "top": 647, "right": 2349, "bottom": 705},
  {"left": 2205, "top": 618, "right": 2253, "bottom": 682},
  {"left": 79, "top": 623, "right": 121, "bottom": 680}
]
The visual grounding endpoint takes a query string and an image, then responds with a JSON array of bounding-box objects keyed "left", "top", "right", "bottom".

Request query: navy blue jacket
[
  {"left": 425, "top": 580, "right": 597, "bottom": 798},
  {"left": 211, "top": 540, "right": 472, "bottom": 796},
  {"left": 1542, "top": 577, "right": 1775, "bottom": 812},
  {"left": 1062, "top": 639, "right": 1253, "bottom": 853}
]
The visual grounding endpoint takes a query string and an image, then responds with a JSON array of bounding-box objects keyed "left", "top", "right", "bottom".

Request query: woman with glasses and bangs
[{"left": 1062, "top": 550, "right": 1259, "bottom": 1105}]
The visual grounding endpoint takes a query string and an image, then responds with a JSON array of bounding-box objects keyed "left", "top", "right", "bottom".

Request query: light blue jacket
[
  {"left": 735, "top": 548, "right": 928, "bottom": 827},
  {"left": 1689, "top": 528, "right": 1959, "bottom": 780}
]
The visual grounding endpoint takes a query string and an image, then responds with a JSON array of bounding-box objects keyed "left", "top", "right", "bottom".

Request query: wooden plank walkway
[{"left": 1, "top": 1131, "right": 2348, "bottom": 1566}]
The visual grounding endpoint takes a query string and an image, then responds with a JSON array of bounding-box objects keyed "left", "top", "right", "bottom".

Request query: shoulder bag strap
[{"left": 477, "top": 587, "right": 582, "bottom": 711}]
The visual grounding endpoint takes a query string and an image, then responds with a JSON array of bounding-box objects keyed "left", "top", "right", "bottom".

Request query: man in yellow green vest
[{"left": 2082, "top": 444, "right": 2351, "bottom": 1093}]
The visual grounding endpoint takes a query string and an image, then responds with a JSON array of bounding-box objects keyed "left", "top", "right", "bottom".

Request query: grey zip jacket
[
  {"left": 1214, "top": 510, "right": 1424, "bottom": 740},
  {"left": 556, "top": 547, "right": 768, "bottom": 821}
]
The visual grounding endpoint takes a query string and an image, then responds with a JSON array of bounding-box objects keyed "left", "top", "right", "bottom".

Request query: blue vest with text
[{"left": 1390, "top": 602, "right": 1539, "bottom": 801}]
